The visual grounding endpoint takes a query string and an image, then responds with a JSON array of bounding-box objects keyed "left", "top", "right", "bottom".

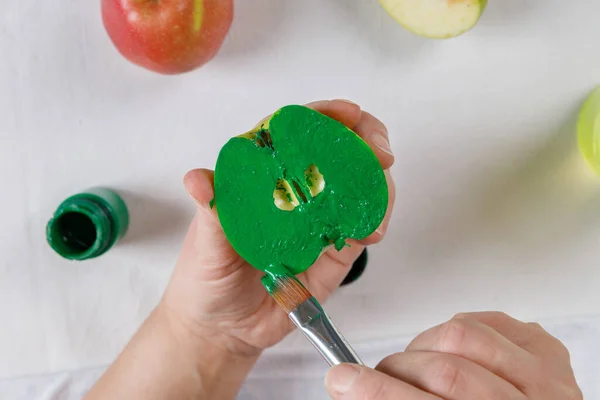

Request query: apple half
[
  {"left": 214, "top": 105, "right": 388, "bottom": 275},
  {"left": 379, "top": 0, "right": 487, "bottom": 39}
]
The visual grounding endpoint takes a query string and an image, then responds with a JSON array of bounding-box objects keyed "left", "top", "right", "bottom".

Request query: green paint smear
[
  {"left": 260, "top": 274, "right": 278, "bottom": 295},
  {"left": 214, "top": 105, "right": 388, "bottom": 275},
  {"left": 260, "top": 266, "right": 294, "bottom": 295}
]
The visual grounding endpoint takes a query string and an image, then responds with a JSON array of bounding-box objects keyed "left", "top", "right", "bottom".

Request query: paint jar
[
  {"left": 46, "top": 188, "right": 129, "bottom": 260},
  {"left": 341, "top": 248, "right": 368, "bottom": 286}
]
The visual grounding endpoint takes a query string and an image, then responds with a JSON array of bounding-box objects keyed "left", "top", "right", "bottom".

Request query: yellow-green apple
[{"left": 379, "top": 0, "right": 487, "bottom": 39}]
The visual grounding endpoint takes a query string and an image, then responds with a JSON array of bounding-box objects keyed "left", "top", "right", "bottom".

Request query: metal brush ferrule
[{"left": 289, "top": 297, "right": 363, "bottom": 366}]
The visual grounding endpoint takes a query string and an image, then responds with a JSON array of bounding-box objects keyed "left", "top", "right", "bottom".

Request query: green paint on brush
[
  {"left": 260, "top": 269, "right": 322, "bottom": 312},
  {"left": 214, "top": 105, "right": 388, "bottom": 276},
  {"left": 260, "top": 264, "right": 298, "bottom": 295},
  {"left": 260, "top": 271, "right": 282, "bottom": 296},
  {"left": 260, "top": 275, "right": 276, "bottom": 295}
]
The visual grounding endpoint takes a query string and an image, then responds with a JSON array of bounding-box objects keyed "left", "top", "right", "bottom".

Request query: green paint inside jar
[{"left": 46, "top": 188, "right": 129, "bottom": 261}]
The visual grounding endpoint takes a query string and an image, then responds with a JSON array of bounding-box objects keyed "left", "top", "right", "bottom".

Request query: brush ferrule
[{"left": 289, "top": 297, "right": 363, "bottom": 366}]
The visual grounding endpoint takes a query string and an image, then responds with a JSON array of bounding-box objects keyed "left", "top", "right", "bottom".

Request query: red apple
[{"left": 101, "top": 0, "right": 233, "bottom": 74}]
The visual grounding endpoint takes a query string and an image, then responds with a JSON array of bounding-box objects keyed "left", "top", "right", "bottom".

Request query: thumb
[
  {"left": 179, "top": 168, "right": 240, "bottom": 273},
  {"left": 325, "top": 364, "right": 433, "bottom": 400}
]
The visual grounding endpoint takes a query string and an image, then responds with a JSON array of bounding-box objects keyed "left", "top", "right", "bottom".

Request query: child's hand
[{"left": 161, "top": 99, "right": 396, "bottom": 358}]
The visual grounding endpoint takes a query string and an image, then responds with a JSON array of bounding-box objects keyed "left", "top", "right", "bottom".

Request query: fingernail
[
  {"left": 371, "top": 131, "right": 393, "bottom": 156},
  {"left": 337, "top": 99, "right": 358, "bottom": 106},
  {"left": 184, "top": 182, "right": 213, "bottom": 211},
  {"left": 184, "top": 185, "right": 201, "bottom": 206},
  {"left": 326, "top": 364, "right": 360, "bottom": 395},
  {"left": 183, "top": 181, "right": 199, "bottom": 204}
]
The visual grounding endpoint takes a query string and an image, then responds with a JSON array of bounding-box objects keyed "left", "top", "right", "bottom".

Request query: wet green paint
[
  {"left": 46, "top": 188, "right": 129, "bottom": 261},
  {"left": 214, "top": 105, "right": 388, "bottom": 276},
  {"left": 260, "top": 274, "right": 278, "bottom": 295},
  {"left": 260, "top": 267, "right": 294, "bottom": 295}
]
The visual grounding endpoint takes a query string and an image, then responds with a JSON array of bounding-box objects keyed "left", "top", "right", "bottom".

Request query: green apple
[
  {"left": 577, "top": 86, "right": 600, "bottom": 175},
  {"left": 214, "top": 105, "right": 388, "bottom": 275},
  {"left": 379, "top": 0, "right": 487, "bottom": 39}
]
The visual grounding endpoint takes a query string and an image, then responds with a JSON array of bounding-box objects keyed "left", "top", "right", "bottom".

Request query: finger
[
  {"left": 457, "top": 312, "right": 571, "bottom": 360},
  {"left": 326, "top": 363, "right": 442, "bottom": 400},
  {"left": 300, "top": 240, "right": 365, "bottom": 302},
  {"left": 459, "top": 314, "right": 583, "bottom": 400},
  {"left": 307, "top": 101, "right": 395, "bottom": 171},
  {"left": 360, "top": 169, "right": 395, "bottom": 245},
  {"left": 353, "top": 111, "right": 394, "bottom": 170},
  {"left": 305, "top": 99, "right": 362, "bottom": 129},
  {"left": 351, "top": 111, "right": 395, "bottom": 243},
  {"left": 178, "top": 169, "right": 242, "bottom": 278},
  {"left": 406, "top": 315, "right": 534, "bottom": 393},
  {"left": 305, "top": 102, "right": 396, "bottom": 172},
  {"left": 376, "top": 352, "right": 526, "bottom": 400}
]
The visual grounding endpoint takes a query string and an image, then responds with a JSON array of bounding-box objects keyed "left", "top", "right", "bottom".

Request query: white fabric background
[
  {"left": 1, "top": 315, "right": 598, "bottom": 399},
  {"left": 1, "top": 0, "right": 600, "bottom": 391}
]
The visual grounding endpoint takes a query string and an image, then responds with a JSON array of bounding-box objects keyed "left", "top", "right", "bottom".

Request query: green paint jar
[{"left": 46, "top": 188, "right": 129, "bottom": 260}]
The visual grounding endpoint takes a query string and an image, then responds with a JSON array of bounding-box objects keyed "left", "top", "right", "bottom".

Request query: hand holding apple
[
  {"left": 101, "top": 0, "right": 233, "bottom": 74},
  {"left": 214, "top": 105, "right": 389, "bottom": 275}
]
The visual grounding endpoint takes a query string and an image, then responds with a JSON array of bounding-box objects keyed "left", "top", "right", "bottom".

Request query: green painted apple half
[
  {"left": 379, "top": 0, "right": 487, "bottom": 39},
  {"left": 214, "top": 105, "right": 388, "bottom": 275}
]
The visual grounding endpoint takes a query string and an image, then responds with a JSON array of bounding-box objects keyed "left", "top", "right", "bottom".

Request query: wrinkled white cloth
[{"left": 1, "top": 314, "right": 598, "bottom": 400}]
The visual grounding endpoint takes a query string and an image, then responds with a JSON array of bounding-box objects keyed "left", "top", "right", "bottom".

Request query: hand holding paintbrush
[{"left": 262, "top": 272, "right": 364, "bottom": 366}]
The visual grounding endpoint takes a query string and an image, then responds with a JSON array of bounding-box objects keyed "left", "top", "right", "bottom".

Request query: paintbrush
[{"left": 261, "top": 273, "right": 364, "bottom": 366}]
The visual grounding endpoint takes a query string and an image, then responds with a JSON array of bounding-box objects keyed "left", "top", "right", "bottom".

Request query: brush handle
[{"left": 289, "top": 297, "right": 364, "bottom": 366}]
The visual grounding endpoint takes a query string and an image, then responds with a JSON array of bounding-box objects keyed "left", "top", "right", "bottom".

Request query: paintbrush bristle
[{"left": 264, "top": 274, "right": 312, "bottom": 314}]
